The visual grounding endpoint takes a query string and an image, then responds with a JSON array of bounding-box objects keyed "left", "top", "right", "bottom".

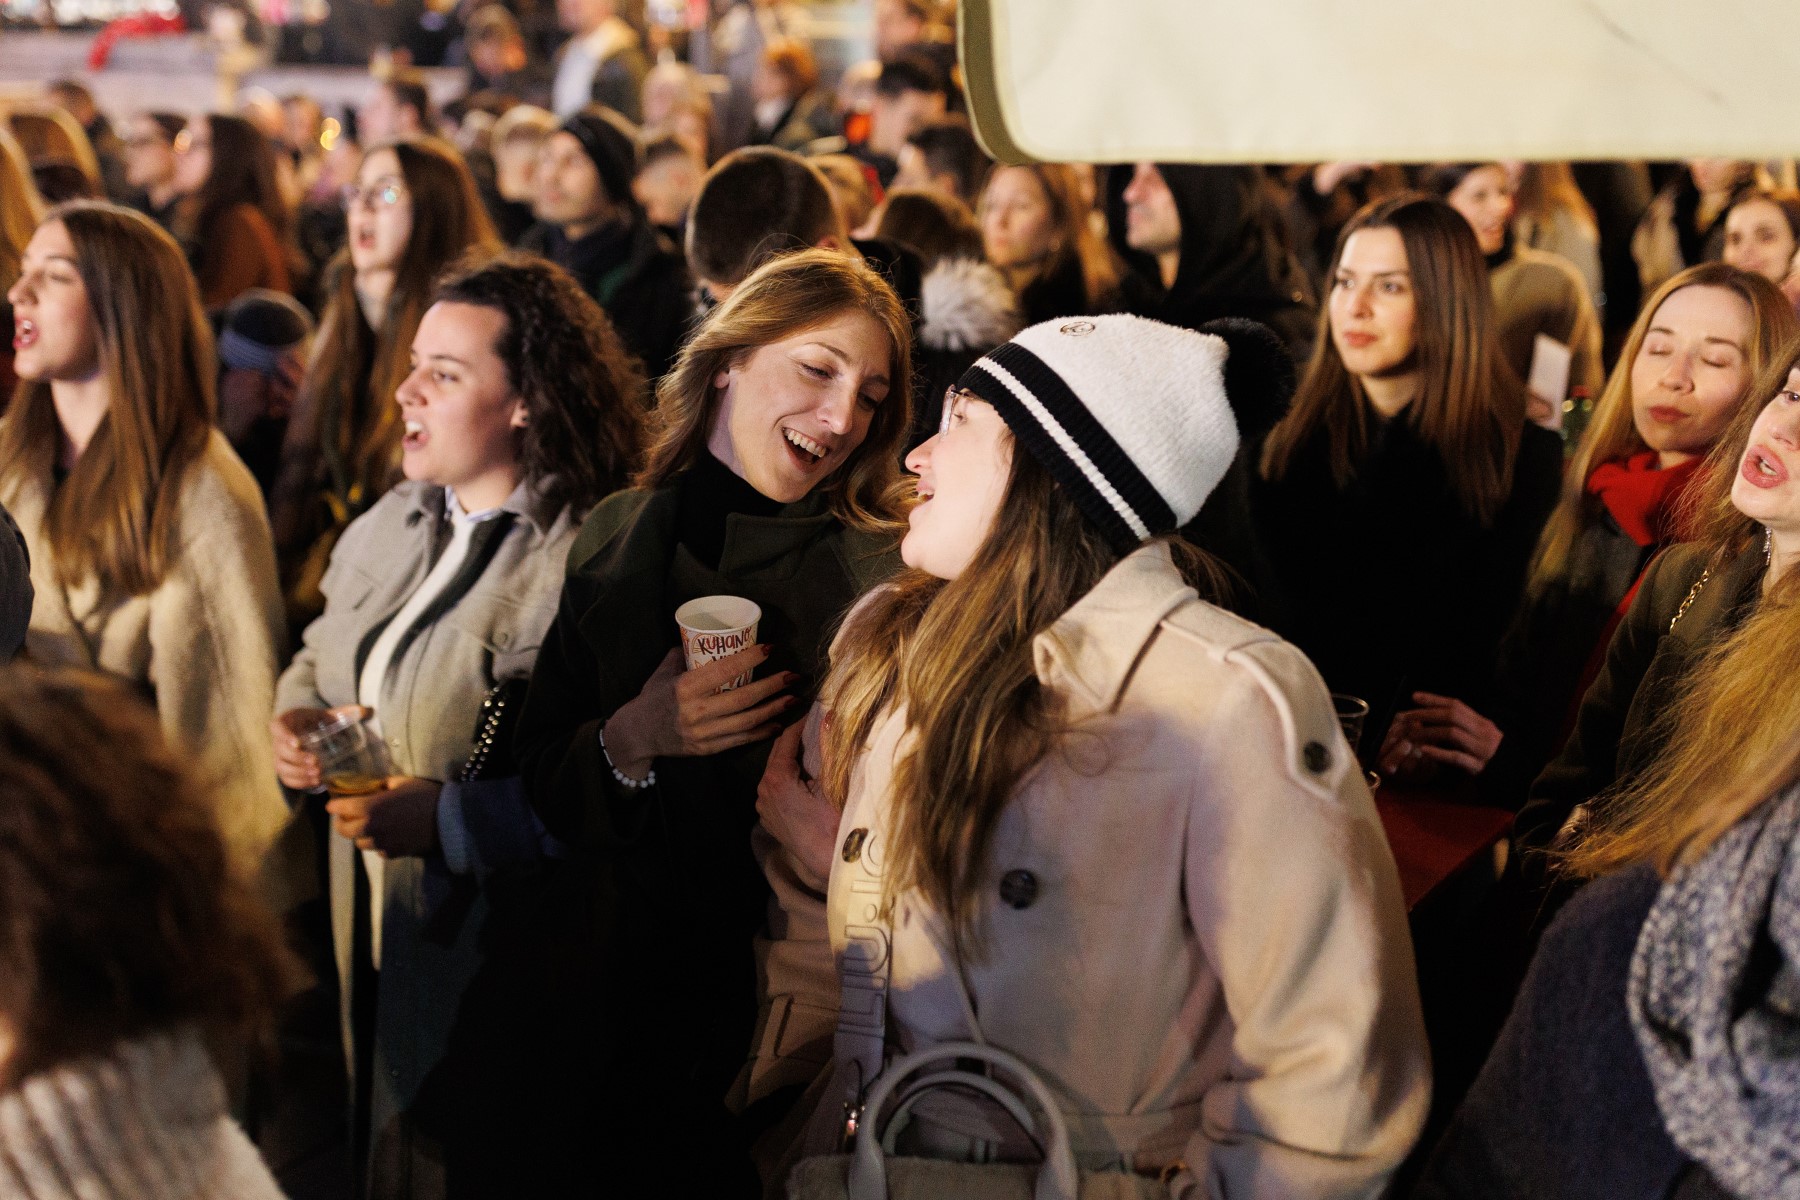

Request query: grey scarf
[{"left": 1629, "top": 780, "right": 1800, "bottom": 1199}]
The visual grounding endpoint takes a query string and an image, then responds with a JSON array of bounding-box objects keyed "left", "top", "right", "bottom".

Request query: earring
[{"left": 1765, "top": 526, "right": 1773, "bottom": 566}]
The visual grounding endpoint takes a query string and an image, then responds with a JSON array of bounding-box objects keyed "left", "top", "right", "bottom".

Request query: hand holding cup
[
  {"left": 271, "top": 704, "right": 373, "bottom": 792},
  {"left": 602, "top": 645, "right": 800, "bottom": 778}
]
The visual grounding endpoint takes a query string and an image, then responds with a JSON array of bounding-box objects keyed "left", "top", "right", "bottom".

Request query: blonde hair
[
  {"left": 0, "top": 126, "right": 44, "bottom": 291},
  {"left": 1513, "top": 162, "right": 1598, "bottom": 241},
  {"left": 4, "top": 105, "right": 101, "bottom": 188},
  {"left": 638, "top": 248, "right": 912, "bottom": 534},
  {"left": 1562, "top": 337, "right": 1800, "bottom": 877},
  {"left": 1528, "top": 263, "right": 1798, "bottom": 592},
  {"left": 0, "top": 203, "right": 214, "bottom": 595}
]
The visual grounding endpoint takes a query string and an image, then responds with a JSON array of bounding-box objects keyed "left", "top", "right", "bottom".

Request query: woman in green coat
[{"left": 515, "top": 248, "right": 914, "bottom": 1194}]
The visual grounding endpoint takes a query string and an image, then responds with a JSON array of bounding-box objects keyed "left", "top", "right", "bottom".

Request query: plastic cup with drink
[{"left": 299, "top": 709, "right": 389, "bottom": 797}]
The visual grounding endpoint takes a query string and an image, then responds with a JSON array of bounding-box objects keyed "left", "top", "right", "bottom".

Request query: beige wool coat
[
  {"left": 762, "top": 543, "right": 1430, "bottom": 1198},
  {"left": 4, "top": 430, "right": 288, "bottom": 869}
]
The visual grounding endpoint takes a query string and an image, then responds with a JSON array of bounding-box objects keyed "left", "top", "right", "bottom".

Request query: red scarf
[{"left": 1586, "top": 451, "right": 1708, "bottom": 547}]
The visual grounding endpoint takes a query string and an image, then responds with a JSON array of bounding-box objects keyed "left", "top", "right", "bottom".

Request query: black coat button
[
  {"left": 841, "top": 828, "right": 868, "bottom": 863},
  {"left": 999, "top": 869, "right": 1038, "bottom": 909},
  {"left": 1303, "top": 741, "right": 1330, "bottom": 774}
]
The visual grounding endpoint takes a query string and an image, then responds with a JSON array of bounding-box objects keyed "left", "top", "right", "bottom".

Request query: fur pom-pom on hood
[{"left": 918, "top": 257, "right": 1024, "bottom": 353}]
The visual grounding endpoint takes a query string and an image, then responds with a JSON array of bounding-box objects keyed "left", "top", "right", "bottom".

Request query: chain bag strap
[{"left": 1668, "top": 567, "right": 1711, "bottom": 634}]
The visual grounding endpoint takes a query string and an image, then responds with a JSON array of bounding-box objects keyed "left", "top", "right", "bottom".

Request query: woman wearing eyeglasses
[{"left": 270, "top": 138, "right": 500, "bottom": 627}]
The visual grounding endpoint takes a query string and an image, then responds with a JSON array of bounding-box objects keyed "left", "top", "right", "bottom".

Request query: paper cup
[{"left": 675, "top": 595, "right": 762, "bottom": 689}]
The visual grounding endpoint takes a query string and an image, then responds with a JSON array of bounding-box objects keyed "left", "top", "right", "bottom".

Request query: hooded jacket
[{"left": 1107, "top": 164, "right": 1317, "bottom": 364}]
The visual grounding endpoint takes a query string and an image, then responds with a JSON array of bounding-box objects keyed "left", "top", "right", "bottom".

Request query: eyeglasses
[
  {"left": 340, "top": 181, "right": 407, "bottom": 211},
  {"left": 940, "top": 387, "right": 975, "bottom": 434}
]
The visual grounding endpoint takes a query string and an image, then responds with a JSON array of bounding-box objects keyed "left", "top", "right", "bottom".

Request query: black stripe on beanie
[
  {"left": 985, "top": 342, "right": 1178, "bottom": 534},
  {"left": 968, "top": 341, "right": 1177, "bottom": 531},
  {"left": 959, "top": 361, "right": 1141, "bottom": 552}
]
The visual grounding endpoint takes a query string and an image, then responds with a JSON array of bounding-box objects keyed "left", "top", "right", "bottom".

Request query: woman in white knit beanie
[
  {"left": 0, "top": 664, "right": 297, "bottom": 1200},
  {"left": 755, "top": 314, "right": 1429, "bottom": 1198}
]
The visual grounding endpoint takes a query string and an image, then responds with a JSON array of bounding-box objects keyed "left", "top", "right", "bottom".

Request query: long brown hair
[
  {"left": 980, "top": 164, "right": 1120, "bottom": 312},
  {"left": 1561, "top": 339, "right": 1800, "bottom": 877},
  {"left": 1260, "top": 193, "right": 1523, "bottom": 526},
  {"left": 0, "top": 663, "right": 300, "bottom": 1082},
  {"left": 0, "top": 202, "right": 214, "bottom": 595},
  {"left": 0, "top": 126, "right": 43, "bottom": 292},
  {"left": 824, "top": 446, "right": 1225, "bottom": 941},
  {"left": 187, "top": 113, "right": 296, "bottom": 279},
  {"left": 638, "top": 248, "right": 911, "bottom": 533},
  {"left": 299, "top": 138, "right": 499, "bottom": 509},
  {"left": 1529, "top": 263, "right": 1796, "bottom": 592}
]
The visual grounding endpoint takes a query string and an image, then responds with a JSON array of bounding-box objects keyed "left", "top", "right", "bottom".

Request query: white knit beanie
[{"left": 955, "top": 314, "right": 1240, "bottom": 550}]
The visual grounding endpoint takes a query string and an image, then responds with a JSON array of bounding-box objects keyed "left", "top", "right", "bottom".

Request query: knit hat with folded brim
[
  {"left": 953, "top": 313, "right": 1244, "bottom": 551},
  {"left": 561, "top": 105, "right": 640, "bottom": 209}
]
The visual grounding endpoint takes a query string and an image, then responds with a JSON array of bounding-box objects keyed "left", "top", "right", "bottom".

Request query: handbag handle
[{"left": 848, "top": 1039, "right": 1079, "bottom": 1200}]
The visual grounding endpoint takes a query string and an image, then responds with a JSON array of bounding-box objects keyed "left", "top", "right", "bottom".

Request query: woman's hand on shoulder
[
  {"left": 1378, "top": 691, "right": 1502, "bottom": 779},
  {"left": 756, "top": 718, "right": 840, "bottom": 891},
  {"left": 601, "top": 646, "right": 801, "bottom": 777}
]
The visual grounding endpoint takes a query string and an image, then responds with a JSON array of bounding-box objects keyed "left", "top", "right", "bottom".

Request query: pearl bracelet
[{"left": 598, "top": 724, "right": 656, "bottom": 790}]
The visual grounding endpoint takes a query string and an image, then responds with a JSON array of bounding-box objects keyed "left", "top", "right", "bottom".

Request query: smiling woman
[{"left": 513, "top": 247, "right": 912, "bottom": 1192}]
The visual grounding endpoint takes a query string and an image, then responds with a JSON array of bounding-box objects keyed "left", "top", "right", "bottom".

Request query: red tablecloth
[{"left": 1375, "top": 783, "right": 1514, "bottom": 910}]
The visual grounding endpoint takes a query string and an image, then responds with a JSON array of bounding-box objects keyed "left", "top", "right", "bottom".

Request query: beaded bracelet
[{"left": 598, "top": 725, "right": 656, "bottom": 790}]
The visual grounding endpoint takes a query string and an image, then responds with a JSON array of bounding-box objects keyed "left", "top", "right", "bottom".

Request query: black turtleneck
[
  {"left": 676, "top": 451, "right": 785, "bottom": 571},
  {"left": 1484, "top": 229, "right": 1516, "bottom": 273}
]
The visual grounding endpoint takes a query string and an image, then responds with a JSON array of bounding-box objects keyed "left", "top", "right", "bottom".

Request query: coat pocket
[{"left": 443, "top": 594, "right": 558, "bottom": 683}]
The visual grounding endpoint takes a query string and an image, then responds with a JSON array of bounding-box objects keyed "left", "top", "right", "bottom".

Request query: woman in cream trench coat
[{"left": 754, "top": 316, "right": 1431, "bottom": 1198}]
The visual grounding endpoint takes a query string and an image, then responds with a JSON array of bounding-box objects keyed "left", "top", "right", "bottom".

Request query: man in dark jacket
[
  {"left": 1110, "top": 162, "right": 1317, "bottom": 363},
  {"left": 519, "top": 107, "right": 693, "bottom": 379}
]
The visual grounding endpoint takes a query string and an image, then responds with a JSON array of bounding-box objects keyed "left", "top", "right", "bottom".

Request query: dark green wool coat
[{"left": 513, "top": 472, "right": 898, "bottom": 1192}]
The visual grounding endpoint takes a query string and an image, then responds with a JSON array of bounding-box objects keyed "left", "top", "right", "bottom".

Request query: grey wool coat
[{"left": 275, "top": 479, "right": 577, "bottom": 1197}]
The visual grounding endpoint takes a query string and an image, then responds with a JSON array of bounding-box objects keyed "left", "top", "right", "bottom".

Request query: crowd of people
[{"left": 1, "top": 2, "right": 1799, "bottom": 1198}]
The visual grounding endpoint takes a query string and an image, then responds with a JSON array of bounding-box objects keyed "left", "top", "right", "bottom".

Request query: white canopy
[{"left": 960, "top": 0, "right": 1800, "bottom": 163}]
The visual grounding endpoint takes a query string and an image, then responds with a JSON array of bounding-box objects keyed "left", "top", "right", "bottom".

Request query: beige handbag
[{"left": 786, "top": 1039, "right": 1169, "bottom": 1200}]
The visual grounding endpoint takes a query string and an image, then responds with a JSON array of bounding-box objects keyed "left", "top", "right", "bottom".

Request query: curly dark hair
[
  {"left": 0, "top": 664, "right": 300, "bottom": 1083},
  {"left": 431, "top": 251, "right": 648, "bottom": 517}
]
